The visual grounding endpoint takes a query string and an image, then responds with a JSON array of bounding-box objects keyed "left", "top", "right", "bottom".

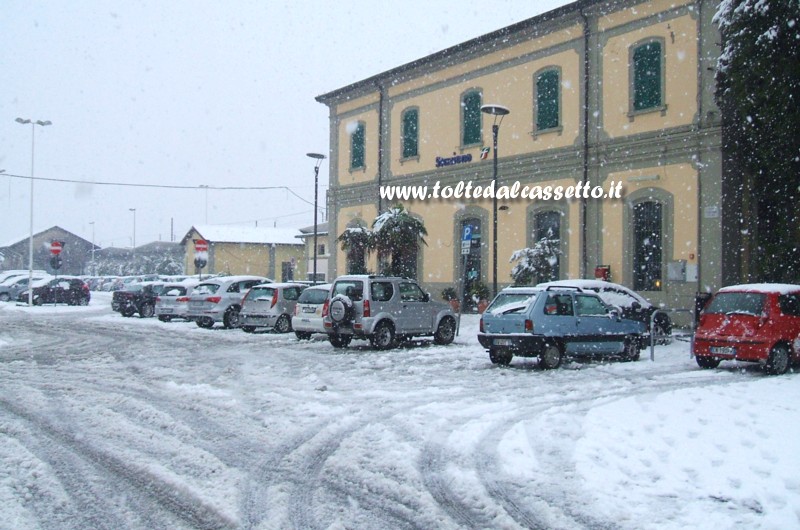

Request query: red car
[{"left": 693, "top": 284, "right": 800, "bottom": 375}]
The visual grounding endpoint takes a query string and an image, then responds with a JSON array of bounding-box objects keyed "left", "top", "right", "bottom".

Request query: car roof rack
[{"left": 545, "top": 285, "right": 584, "bottom": 292}]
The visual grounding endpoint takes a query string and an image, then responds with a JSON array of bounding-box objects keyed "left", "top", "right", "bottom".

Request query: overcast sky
[{"left": 1, "top": 0, "right": 570, "bottom": 249}]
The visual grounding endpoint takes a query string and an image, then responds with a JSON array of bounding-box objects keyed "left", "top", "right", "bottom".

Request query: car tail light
[
  {"left": 525, "top": 319, "right": 533, "bottom": 332},
  {"left": 155, "top": 296, "right": 161, "bottom": 302},
  {"left": 176, "top": 296, "right": 189, "bottom": 302},
  {"left": 322, "top": 299, "right": 330, "bottom": 317},
  {"left": 271, "top": 290, "right": 278, "bottom": 308},
  {"left": 363, "top": 299, "right": 371, "bottom": 317},
  {"left": 479, "top": 318, "right": 484, "bottom": 333},
  {"left": 206, "top": 296, "right": 222, "bottom": 304}
]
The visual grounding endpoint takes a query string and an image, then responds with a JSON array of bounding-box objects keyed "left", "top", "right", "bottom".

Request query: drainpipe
[
  {"left": 376, "top": 82, "right": 386, "bottom": 213},
  {"left": 580, "top": 10, "right": 591, "bottom": 278}
]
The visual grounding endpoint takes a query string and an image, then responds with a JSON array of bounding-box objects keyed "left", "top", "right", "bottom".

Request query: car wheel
[
  {"left": 241, "top": 325, "right": 256, "bottom": 333},
  {"left": 158, "top": 315, "right": 172, "bottom": 322},
  {"left": 0, "top": 293, "right": 9, "bottom": 302},
  {"left": 223, "top": 307, "right": 241, "bottom": 329},
  {"left": 370, "top": 321, "right": 395, "bottom": 350},
  {"left": 765, "top": 344, "right": 791, "bottom": 375},
  {"left": 539, "top": 342, "right": 563, "bottom": 370},
  {"left": 622, "top": 336, "right": 640, "bottom": 362},
  {"left": 489, "top": 348, "right": 512, "bottom": 366},
  {"left": 696, "top": 355, "right": 721, "bottom": 369},
  {"left": 196, "top": 317, "right": 214, "bottom": 329},
  {"left": 32, "top": 296, "right": 43, "bottom": 306},
  {"left": 295, "top": 331, "right": 312, "bottom": 340},
  {"left": 433, "top": 317, "right": 456, "bottom": 345},
  {"left": 329, "top": 334, "right": 352, "bottom": 348},
  {"left": 78, "top": 296, "right": 89, "bottom": 306},
  {"left": 121, "top": 306, "right": 136, "bottom": 317},
  {"left": 139, "top": 303, "right": 155, "bottom": 318},
  {"left": 274, "top": 314, "right": 292, "bottom": 333}
]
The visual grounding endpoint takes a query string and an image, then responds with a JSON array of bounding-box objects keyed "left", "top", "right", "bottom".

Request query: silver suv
[
  {"left": 322, "top": 275, "right": 457, "bottom": 349},
  {"left": 186, "top": 275, "right": 270, "bottom": 329}
]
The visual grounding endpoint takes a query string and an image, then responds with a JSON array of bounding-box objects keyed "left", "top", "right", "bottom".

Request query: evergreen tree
[
  {"left": 715, "top": 0, "right": 800, "bottom": 281},
  {"left": 509, "top": 230, "right": 562, "bottom": 286},
  {"left": 337, "top": 225, "right": 371, "bottom": 274}
]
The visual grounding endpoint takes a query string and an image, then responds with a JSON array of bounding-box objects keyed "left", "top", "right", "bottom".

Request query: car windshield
[
  {"left": 193, "top": 283, "right": 220, "bottom": 295},
  {"left": 246, "top": 286, "right": 274, "bottom": 301},
  {"left": 705, "top": 292, "right": 766, "bottom": 316},
  {"left": 486, "top": 292, "right": 538, "bottom": 313},
  {"left": 298, "top": 288, "right": 329, "bottom": 304}
]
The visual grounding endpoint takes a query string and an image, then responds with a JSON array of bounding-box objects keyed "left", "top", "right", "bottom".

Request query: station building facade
[{"left": 316, "top": 0, "right": 726, "bottom": 313}]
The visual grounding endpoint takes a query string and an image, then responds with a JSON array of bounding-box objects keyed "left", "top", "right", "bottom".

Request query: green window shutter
[
  {"left": 462, "top": 91, "right": 482, "bottom": 146},
  {"left": 351, "top": 122, "right": 365, "bottom": 169},
  {"left": 536, "top": 70, "right": 560, "bottom": 131},
  {"left": 633, "top": 42, "right": 662, "bottom": 111},
  {"left": 402, "top": 109, "right": 418, "bottom": 158}
]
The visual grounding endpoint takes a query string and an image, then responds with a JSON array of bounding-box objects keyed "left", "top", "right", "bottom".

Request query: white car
[
  {"left": 291, "top": 283, "right": 332, "bottom": 340},
  {"left": 154, "top": 280, "right": 199, "bottom": 322}
]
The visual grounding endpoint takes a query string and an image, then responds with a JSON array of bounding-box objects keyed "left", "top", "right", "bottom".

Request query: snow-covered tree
[
  {"left": 337, "top": 225, "right": 371, "bottom": 275},
  {"left": 372, "top": 204, "right": 427, "bottom": 279},
  {"left": 509, "top": 230, "right": 561, "bottom": 286},
  {"left": 715, "top": 0, "right": 800, "bottom": 281}
]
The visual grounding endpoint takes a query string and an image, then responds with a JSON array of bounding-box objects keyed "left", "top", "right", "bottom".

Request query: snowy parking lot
[{"left": 1, "top": 292, "right": 798, "bottom": 529}]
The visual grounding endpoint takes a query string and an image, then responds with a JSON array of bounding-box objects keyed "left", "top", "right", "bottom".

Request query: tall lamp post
[
  {"left": 129, "top": 208, "right": 136, "bottom": 262},
  {"left": 89, "top": 221, "right": 96, "bottom": 275},
  {"left": 15, "top": 117, "right": 52, "bottom": 305},
  {"left": 480, "top": 104, "right": 510, "bottom": 299},
  {"left": 307, "top": 153, "right": 326, "bottom": 285}
]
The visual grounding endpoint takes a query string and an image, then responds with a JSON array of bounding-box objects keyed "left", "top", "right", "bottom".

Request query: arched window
[
  {"left": 401, "top": 108, "right": 419, "bottom": 159},
  {"left": 535, "top": 69, "right": 560, "bottom": 132},
  {"left": 461, "top": 90, "right": 482, "bottom": 146},
  {"left": 632, "top": 41, "right": 663, "bottom": 112},
  {"left": 632, "top": 201, "right": 663, "bottom": 290},
  {"left": 350, "top": 122, "right": 366, "bottom": 170}
]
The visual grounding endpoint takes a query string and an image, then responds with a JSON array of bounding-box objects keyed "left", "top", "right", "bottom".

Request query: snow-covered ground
[{"left": 0, "top": 292, "right": 798, "bottom": 529}]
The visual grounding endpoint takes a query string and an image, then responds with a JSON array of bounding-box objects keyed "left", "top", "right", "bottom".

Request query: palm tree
[
  {"left": 372, "top": 204, "right": 427, "bottom": 278},
  {"left": 337, "top": 225, "right": 371, "bottom": 274}
]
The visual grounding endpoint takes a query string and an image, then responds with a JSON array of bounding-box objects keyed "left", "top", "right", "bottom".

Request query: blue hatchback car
[{"left": 478, "top": 286, "right": 647, "bottom": 368}]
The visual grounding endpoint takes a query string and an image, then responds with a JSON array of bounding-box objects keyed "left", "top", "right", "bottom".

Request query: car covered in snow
[
  {"left": 0, "top": 274, "right": 51, "bottom": 302},
  {"left": 693, "top": 283, "right": 800, "bottom": 375},
  {"left": 537, "top": 279, "right": 672, "bottom": 340},
  {"left": 239, "top": 282, "right": 306, "bottom": 333},
  {"left": 154, "top": 280, "right": 199, "bottom": 322},
  {"left": 17, "top": 276, "right": 91, "bottom": 306},
  {"left": 322, "top": 275, "right": 456, "bottom": 349},
  {"left": 478, "top": 286, "right": 646, "bottom": 368},
  {"left": 291, "top": 283, "right": 332, "bottom": 340},
  {"left": 186, "top": 275, "right": 270, "bottom": 329}
]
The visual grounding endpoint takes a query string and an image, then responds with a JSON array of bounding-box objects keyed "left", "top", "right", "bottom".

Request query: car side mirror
[
  {"left": 609, "top": 308, "right": 621, "bottom": 321},
  {"left": 423, "top": 292, "right": 430, "bottom": 303}
]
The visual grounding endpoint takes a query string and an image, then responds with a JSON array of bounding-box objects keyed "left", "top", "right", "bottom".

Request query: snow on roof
[
  {"left": 190, "top": 225, "right": 303, "bottom": 246},
  {"left": 719, "top": 283, "right": 800, "bottom": 295}
]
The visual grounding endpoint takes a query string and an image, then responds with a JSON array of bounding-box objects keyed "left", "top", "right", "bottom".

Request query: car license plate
[
  {"left": 302, "top": 306, "right": 316, "bottom": 313},
  {"left": 710, "top": 346, "right": 735, "bottom": 355},
  {"left": 493, "top": 338, "right": 513, "bottom": 346},
  {"left": 161, "top": 308, "right": 173, "bottom": 313}
]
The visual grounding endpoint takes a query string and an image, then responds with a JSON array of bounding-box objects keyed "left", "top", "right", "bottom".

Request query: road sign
[
  {"left": 461, "top": 240, "right": 471, "bottom": 255},
  {"left": 50, "top": 241, "right": 63, "bottom": 255},
  {"left": 194, "top": 239, "right": 209, "bottom": 252},
  {"left": 462, "top": 225, "right": 472, "bottom": 242}
]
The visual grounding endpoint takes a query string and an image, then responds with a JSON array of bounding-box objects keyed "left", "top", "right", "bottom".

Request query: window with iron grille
[{"left": 633, "top": 201, "right": 662, "bottom": 290}]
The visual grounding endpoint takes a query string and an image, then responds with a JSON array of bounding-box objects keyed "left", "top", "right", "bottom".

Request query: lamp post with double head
[
  {"left": 480, "top": 104, "right": 510, "bottom": 299},
  {"left": 307, "top": 153, "right": 326, "bottom": 285},
  {"left": 15, "top": 117, "right": 52, "bottom": 305}
]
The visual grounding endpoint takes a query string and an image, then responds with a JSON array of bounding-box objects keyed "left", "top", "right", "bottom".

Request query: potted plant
[
  {"left": 469, "top": 281, "right": 491, "bottom": 313},
  {"left": 441, "top": 286, "right": 460, "bottom": 312}
]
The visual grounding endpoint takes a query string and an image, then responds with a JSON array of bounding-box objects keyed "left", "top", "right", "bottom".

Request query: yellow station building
[{"left": 316, "top": 0, "right": 728, "bottom": 314}]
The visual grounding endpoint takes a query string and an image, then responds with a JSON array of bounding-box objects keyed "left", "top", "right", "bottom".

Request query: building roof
[
  {"left": 297, "top": 222, "right": 329, "bottom": 237},
  {"left": 181, "top": 225, "right": 303, "bottom": 246}
]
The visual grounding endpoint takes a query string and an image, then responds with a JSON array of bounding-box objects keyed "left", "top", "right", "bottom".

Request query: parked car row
[{"left": 98, "top": 271, "right": 800, "bottom": 376}]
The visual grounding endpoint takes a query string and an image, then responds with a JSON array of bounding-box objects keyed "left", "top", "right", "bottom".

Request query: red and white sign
[
  {"left": 49, "top": 241, "right": 63, "bottom": 255},
  {"left": 194, "top": 239, "right": 209, "bottom": 252}
]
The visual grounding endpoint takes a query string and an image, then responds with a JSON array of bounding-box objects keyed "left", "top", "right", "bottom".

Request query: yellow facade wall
[
  {"left": 602, "top": 164, "right": 698, "bottom": 284},
  {"left": 602, "top": 12, "right": 698, "bottom": 138}
]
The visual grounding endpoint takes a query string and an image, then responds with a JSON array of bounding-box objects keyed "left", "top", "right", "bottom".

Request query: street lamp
[
  {"left": 480, "top": 104, "right": 510, "bottom": 299},
  {"left": 199, "top": 185, "right": 209, "bottom": 223},
  {"left": 307, "top": 153, "right": 326, "bottom": 285},
  {"left": 129, "top": 208, "right": 136, "bottom": 260},
  {"left": 15, "top": 117, "right": 52, "bottom": 305},
  {"left": 89, "top": 221, "right": 96, "bottom": 275}
]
